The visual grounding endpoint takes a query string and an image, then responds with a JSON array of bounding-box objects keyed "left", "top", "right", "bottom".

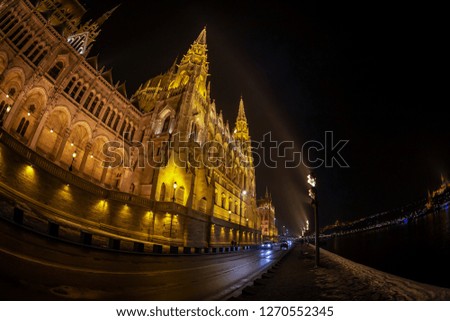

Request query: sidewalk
[{"left": 231, "top": 243, "right": 450, "bottom": 300}]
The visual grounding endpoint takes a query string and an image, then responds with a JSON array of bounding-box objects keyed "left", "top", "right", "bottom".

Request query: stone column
[
  {"left": 78, "top": 142, "right": 92, "bottom": 174},
  {"left": 100, "top": 164, "right": 108, "bottom": 184},
  {"left": 28, "top": 110, "right": 49, "bottom": 149},
  {"left": 55, "top": 128, "right": 70, "bottom": 162}
]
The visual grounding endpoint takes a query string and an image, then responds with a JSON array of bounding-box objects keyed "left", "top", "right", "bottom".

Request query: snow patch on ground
[{"left": 318, "top": 248, "right": 450, "bottom": 300}]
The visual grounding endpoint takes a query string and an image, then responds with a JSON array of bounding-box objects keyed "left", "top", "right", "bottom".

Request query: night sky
[{"left": 82, "top": 0, "right": 448, "bottom": 233}]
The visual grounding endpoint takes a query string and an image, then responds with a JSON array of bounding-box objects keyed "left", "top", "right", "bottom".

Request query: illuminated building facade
[
  {"left": 257, "top": 187, "right": 277, "bottom": 241},
  {"left": 0, "top": 0, "right": 261, "bottom": 251}
]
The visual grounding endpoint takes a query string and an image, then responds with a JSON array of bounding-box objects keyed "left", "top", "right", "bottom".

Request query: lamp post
[
  {"left": 238, "top": 189, "right": 247, "bottom": 247},
  {"left": 307, "top": 172, "right": 319, "bottom": 267},
  {"left": 69, "top": 151, "right": 77, "bottom": 171},
  {"left": 172, "top": 181, "right": 177, "bottom": 202}
]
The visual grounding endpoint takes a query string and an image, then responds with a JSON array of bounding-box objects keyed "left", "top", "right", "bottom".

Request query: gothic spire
[
  {"left": 265, "top": 186, "right": 269, "bottom": 198},
  {"left": 233, "top": 96, "right": 250, "bottom": 141},
  {"left": 67, "top": 4, "right": 120, "bottom": 56},
  {"left": 95, "top": 4, "right": 120, "bottom": 27},
  {"left": 237, "top": 96, "right": 247, "bottom": 122},
  {"left": 195, "top": 26, "right": 207, "bottom": 44}
]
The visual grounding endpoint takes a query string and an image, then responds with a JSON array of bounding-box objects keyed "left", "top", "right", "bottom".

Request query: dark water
[{"left": 323, "top": 207, "right": 450, "bottom": 289}]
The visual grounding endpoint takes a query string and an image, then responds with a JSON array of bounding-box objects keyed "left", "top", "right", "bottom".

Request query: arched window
[
  {"left": 162, "top": 116, "right": 170, "bottom": 133},
  {"left": 64, "top": 77, "right": 76, "bottom": 94},
  {"left": 12, "top": 28, "right": 28, "bottom": 47},
  {"left": 23, "top": 40, "right": 38, "bottom": 57},
  {"left": 94, "top": 101, "right": 103, "bottom": 118},
  {"left": 16, "top": 33, "right": 31, "bottom": 49},
  {"left": 75, "top": 86, "right": 87, "bottom": 103},
  {"left": 124, "top": 123, "right": 131, "bottom": 140},
  {"left": 16, "top": 117, "right": 25, "bottom": 133},
  {"left": 8, "top": 25, "right": 23, "bottom": 40},
  {"left": 70, "top": 81, "right": 82, "bottom": 98},
  {"left": 102, "top": 107, "right": 110, "bottom": 123},
  {"left": 48, "top": 61, "right": 64, "bottom": 80},
  {"left": 0, "top": 101, "right": 7, "bottom": 119},
  {"left": 107, "top": 110, "right": 116, "bottom": 127},
  {"left": 130, "top": 127, "right": 136, "bottom": 141},
  {"left": 28, "top": 44, "right": 42, "bottom": 63},
  {"left": 112, "top": 115, "right": 120, "bottom": 131},
  {"left": 119, "top": 120, "right": 127, "bottom": 137},
  {"left": 7, "top": 87, "right": 16, "bottom": 98},
  {"left": 89, "top": 96, "right": 99, "bottom": 113},
  {"left": 159, "top": 183, "right": 166, "bottom": 201},
  {"left": 2, "top": 16, "right": 18, "bottom": 33},
  {"left": 16, "top": 117, "right": 29, "bottom": 136},
  {"left": 83, "top": 92, "right": 94, "bottom": 110},
  {"left": 34, "top": 48, "right": 48, "bottom": 65}
]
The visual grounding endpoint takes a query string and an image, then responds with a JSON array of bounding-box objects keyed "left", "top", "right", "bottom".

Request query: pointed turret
[
  {"left": 67, "top": 5, "right": 120, "bottom": 56},
  {"left": 265, "top": 186, "right": 269, "bottom": 199},
  {"left": 195, "top": 26, "right": 207, "bottom": 44},
  {"left": 95, "top": 4, "right": 120, "bottom": 27},
  {"left": 233, "top": 96, "right": 250, "bottom": 141},
  {"left": 237, "top": 96, "right": 247, "bottom": 122},
  {"left": 178, "top": 27, "right": 209, "bottom": 70}
]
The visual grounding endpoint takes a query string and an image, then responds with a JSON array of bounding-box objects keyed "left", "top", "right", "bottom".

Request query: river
[{"left": 322, "top": 207, "right": 450, "bottom": 289}]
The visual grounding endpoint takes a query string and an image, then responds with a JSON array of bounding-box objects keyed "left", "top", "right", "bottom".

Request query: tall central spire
[
  {"left": 195, "top": 26, "right": 207, "bottom": 44},
  {"left": 179, "top": 27, "right": 208, "bottom": 67}
]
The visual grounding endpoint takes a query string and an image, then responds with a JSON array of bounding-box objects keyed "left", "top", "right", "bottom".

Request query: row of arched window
[
  {"left": 64, "top": 77, "right": 138, "bottom": 141},
  {"left": 215, "top": 190, "right": 242, "bottom": 215},
  {"left": 0, "top": 12, "right": 49, "bottom": 66}
]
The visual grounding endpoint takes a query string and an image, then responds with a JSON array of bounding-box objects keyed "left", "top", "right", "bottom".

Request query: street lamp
[
  {"left": 69, "top": 151, "right": 77, "bottom": 171},
  {"left": 238, "top": 189, "right": 247, "bottom": 247},
  {"left": 172, "top": 181, "right": 177, "bottom": 202},
  {"left": 307, "top": 172, "right": 319, "bottom": 267}
]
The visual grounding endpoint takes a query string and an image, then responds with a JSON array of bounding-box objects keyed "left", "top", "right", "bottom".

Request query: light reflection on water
[{"left": 323, "top": 208, "right": 450, "bottom": 288}]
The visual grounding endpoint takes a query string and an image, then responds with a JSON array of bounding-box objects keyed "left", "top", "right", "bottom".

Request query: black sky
[{"left": 83, "top": 0, "right": 448, "bottom": 233}]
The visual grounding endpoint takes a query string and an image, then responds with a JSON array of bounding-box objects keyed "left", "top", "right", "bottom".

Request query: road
[{"left": 0, "top": 220, "right": 284, "bottom": 300}]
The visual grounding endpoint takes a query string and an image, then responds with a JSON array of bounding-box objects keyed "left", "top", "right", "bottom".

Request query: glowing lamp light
[
  {"left": 307, "top": 174, "right": 316, "bottom": 187},
  {"left": 5, "top": 94, "right": 9, "bottom": 98},
  {"left": 6, "top": 106, "right": 11, "bottom": 113},
  {"left": 27, "top": 112, "right": 31, "bottom": 116},
  {"left": 242, "top": 190, "right": 247, "bottom": 196},
  {"left": 90, "top": 154, "right": 93, "bottom": 158},
  {"left": 72, "top": 152, "right": 77, "bottom": 158},
  {"left": 173, "top": 182, "right": 177, "bottom": 189},
  {"left": 50, "top": 128, "right": 54, "bottom": 133},
  {"left": 70, "top": 143, "right": 74, "bottom": 146}
]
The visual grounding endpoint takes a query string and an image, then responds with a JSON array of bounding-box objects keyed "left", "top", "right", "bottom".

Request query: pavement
[{"left": 231, "top": 243, "right": 450, "bottom": 301}]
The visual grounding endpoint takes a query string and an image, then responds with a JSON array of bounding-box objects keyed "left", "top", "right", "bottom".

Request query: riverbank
[{"left": 232, "top": 243, "right": 450, "bottom": 300}]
